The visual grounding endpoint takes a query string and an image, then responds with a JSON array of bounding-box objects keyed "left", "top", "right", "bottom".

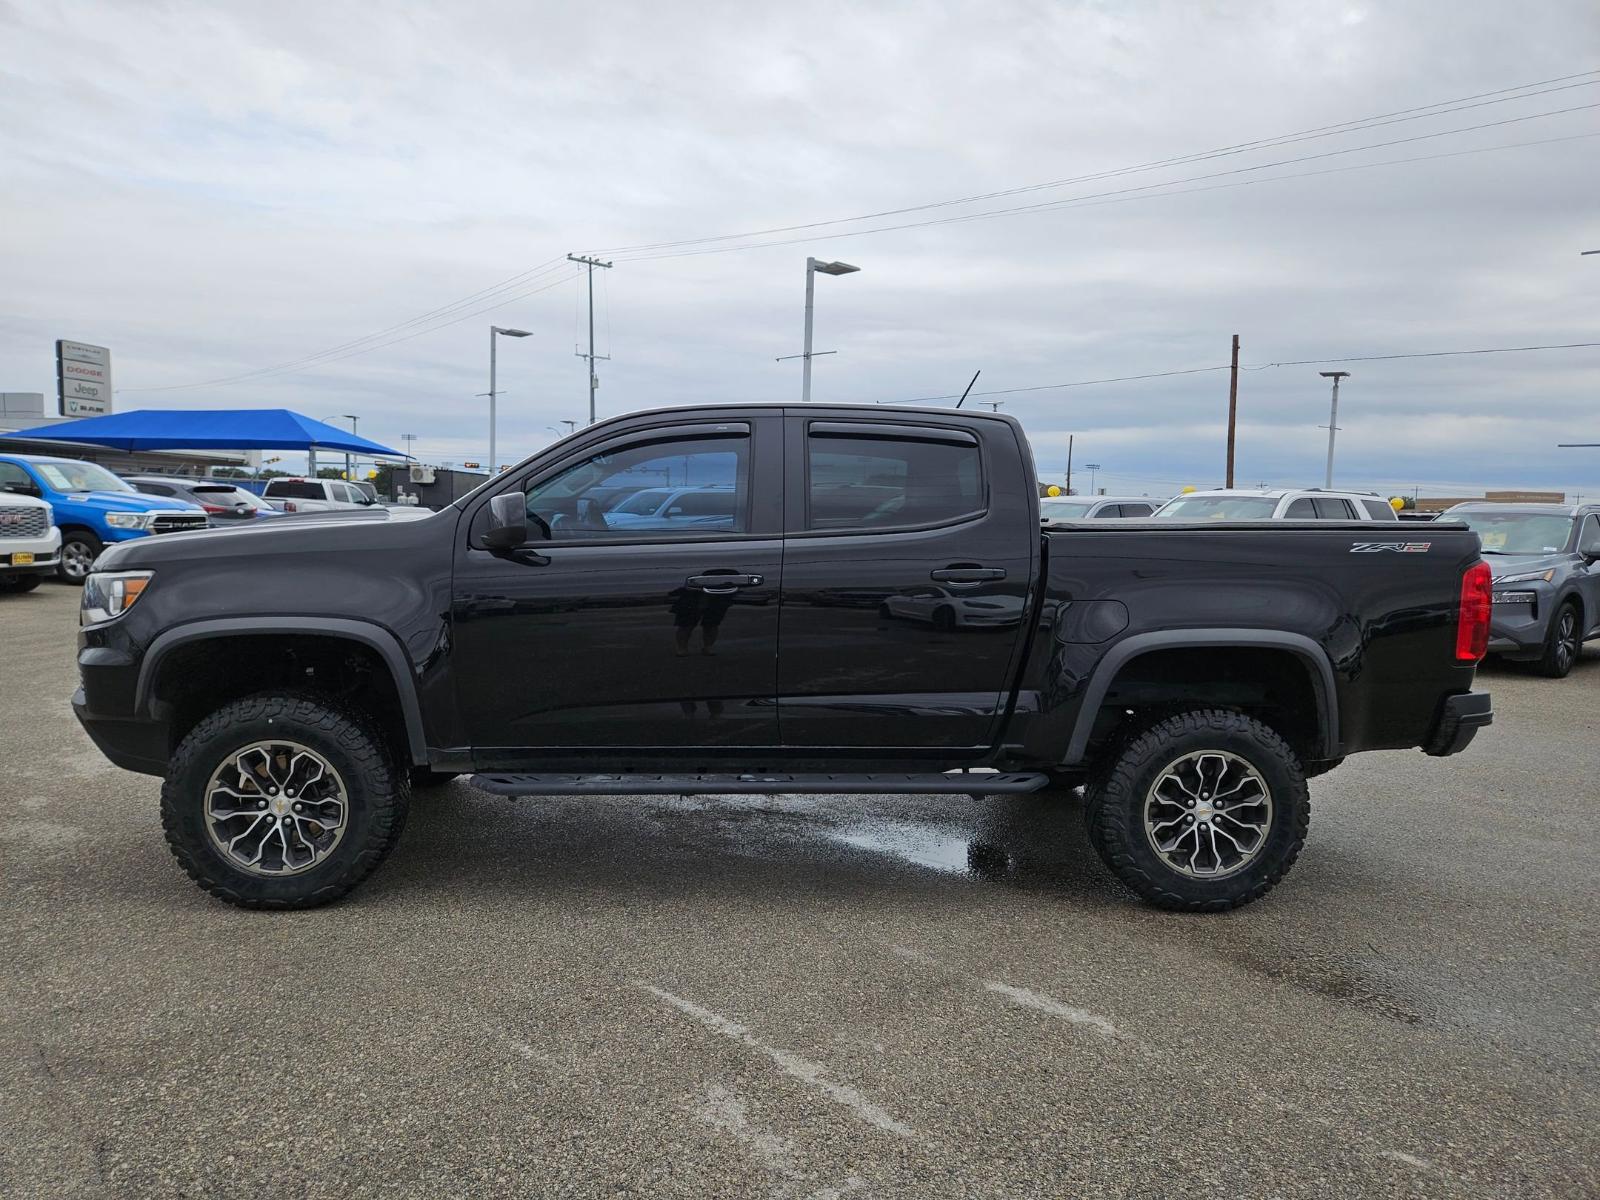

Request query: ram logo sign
[{"left": 1350, "top": 542, "right": 1432, "bottom": 554}]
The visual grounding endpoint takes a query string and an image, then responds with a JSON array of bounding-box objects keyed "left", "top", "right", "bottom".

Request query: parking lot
[{"left": 1, "top": 582, "right": 1596, "bottom": 1199}]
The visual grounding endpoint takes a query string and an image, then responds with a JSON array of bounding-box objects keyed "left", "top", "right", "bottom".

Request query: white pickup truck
[
  {"left": 0, "top": 493, "right": 62, "bottom": 593},
  {"left": 261, "top": 478, "right": 379, "bottom": 513}
]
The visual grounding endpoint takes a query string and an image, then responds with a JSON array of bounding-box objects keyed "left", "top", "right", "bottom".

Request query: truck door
[
  {"left": 776, "top": 415, "right": 1035, "bottom": 751},
  {"left": 451, "top": 414, "right": 783, "bottom": 765}
]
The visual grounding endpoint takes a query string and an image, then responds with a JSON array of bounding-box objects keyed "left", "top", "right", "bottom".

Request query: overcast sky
[{"left": 2, "top": 1, "right": 1597, "bottom": 497}]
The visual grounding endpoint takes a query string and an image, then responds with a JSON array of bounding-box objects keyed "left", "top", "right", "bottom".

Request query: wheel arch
[
  {"left": 1061, "top": 629, "right": 1340, "bottom": 766},
  {"left": 136, "top": 617, "right": 429, "bottom": 765}
]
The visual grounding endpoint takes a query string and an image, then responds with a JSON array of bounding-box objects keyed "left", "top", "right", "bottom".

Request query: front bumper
[
  {"left": 1486, "top": 586, "right": 1553, "bottom": 658},
  {"left": 73, "top": 637, "right": 169, "bottom": 776},
  {"left": 1, "top": 528, "right": 62, "bottom": 572},
  {"left": 1423, "top": 691, "right": 1493, "bottom": 757}
]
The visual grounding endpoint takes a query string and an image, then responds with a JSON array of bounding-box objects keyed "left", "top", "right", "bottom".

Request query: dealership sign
[{"left": 57, "top": 340, "right": 112, "bottom": 416}]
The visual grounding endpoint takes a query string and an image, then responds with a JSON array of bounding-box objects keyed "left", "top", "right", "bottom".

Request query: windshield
[
  {"left": 33, "top": 460, "right": 135, "bottom": 493},
  {"left": 1040, "top": 500, "right": 1095, "bottom": 519},
  {"left": 1154, "top": 495, "right": 1279, "bottom": 520},
  {"left": 1454, "top": 511, "right": 1572, "bottom": 556}
]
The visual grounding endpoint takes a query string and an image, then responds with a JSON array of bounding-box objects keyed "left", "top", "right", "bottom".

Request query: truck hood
[
  {"left": 93, "top": 504, "right": 450, "bottom": 572},
  {"left": 63, "top": 489, "right": 203, "bottom": 513}
]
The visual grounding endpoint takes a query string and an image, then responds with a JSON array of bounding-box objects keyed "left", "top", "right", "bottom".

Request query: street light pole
[
  {"left": 1320, "top": 371, "right": 1350, "bottom": 489},
  {"left": 488, "top": 326, "right": 532, "bottom": 475},
  {"left": 341, "top": 414, "right": 358, "bottom": 482},
  {"left": 799, "top": 257, "right": 859, "bottom": 402}
]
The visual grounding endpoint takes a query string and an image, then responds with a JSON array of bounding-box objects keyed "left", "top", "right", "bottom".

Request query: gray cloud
[{"left": 2, "top": 0, "right": 1597, "bottom": 496}]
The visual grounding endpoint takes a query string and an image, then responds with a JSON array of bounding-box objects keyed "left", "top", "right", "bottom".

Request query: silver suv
[{"left": 1153, "top": 488, "right": 1399, "bottom": 522}]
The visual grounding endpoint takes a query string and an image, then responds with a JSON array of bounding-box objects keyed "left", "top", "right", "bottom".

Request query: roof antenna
[{"left": 953, "top": 370, "right": 982, "bottom": 409}]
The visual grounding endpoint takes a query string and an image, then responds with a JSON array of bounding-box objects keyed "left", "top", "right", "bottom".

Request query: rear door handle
[
  {"left": 930, "top": 566, "right": 1006, "bottom": 585},
  {"left": 687, "top": 573, "right": 764, "bottom": 594}
]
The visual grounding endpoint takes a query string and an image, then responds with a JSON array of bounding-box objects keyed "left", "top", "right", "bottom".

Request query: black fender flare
[
  {"left": 1061, "top": 628, "right": 1340, "bottom": 765},
  {"left": 134, "top": 617, "right": 429, "bottom": 765}
]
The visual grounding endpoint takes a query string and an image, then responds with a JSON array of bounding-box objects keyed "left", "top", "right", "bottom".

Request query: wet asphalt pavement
[{"left": 2, "top": 583, "right": 1597, "bottom": 1199}]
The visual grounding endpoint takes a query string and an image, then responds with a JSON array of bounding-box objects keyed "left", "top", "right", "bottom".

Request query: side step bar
[{"left": 468, "top": 772, "right": 1050, "bottom": 797}]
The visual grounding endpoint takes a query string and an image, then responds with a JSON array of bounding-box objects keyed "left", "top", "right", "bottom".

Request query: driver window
[{"left": 526, "top": 433, "right": 749, "bottom": 539}]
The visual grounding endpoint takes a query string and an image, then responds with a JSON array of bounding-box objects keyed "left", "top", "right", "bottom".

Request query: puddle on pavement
[{"left": 827, "top": 821, "right": 1012, "bottom": 879}]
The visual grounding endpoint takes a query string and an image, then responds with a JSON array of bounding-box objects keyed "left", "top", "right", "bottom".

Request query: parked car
[
  {"left": 880, "top": 586, "right": 1027, "bottom": 629},
  {"left": 1040, "top": 495, "right": 1157, "bottom": 522},
  {"left": 261, "top": 477, "right": 379, "bottom": 513},
  {"left": 0, "top": 491, "right": 62, "bottom": 593},
  {"left": 1442, "top": 502, "right": 1600, "bottom": 677},
  {"left": 0, "top": 454, "right": 208, "bottom": 583},
  {"left": 74, "top": 404, "right": 1491, "bottom": 914},
  {"left": 124, "top": 476, "right": 284, "bottom": 526},
  {"left": 1153, "top": 488, "right": 1399, "bottom": 521},
  {"left": 602, "top": 484, "right": 739, "bottom": 532},
  {"left": 1152, "top": 489, "right": 1401, "bottom": 521}
]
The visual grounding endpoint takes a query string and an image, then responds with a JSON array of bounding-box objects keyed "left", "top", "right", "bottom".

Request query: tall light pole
[
  {"left": 340, "top": 414, "right": 358, "bottom": 483},
  {"left": 798, "top": 257, "right": 859, "bottom": 402},
  {"left": 488, "top": 326, "right": 532, "bottom": 475},
  {"left": 1085, "top": 463, "right": 1102, "bottom": 494},
  {"left": 1320, "top": 371, "right": 1349, "bottom": 489}
]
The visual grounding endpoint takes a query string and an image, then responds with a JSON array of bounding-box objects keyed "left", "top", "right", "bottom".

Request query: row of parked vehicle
[{"left": 0, "top": 451, "right": 409, "bottom": 589}]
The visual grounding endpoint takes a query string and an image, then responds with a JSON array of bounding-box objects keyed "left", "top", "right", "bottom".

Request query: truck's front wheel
[
  {"left": 1084, "top": 709, "right": 1309, "bottom": 912},
  {"left": 161, "top": 693, "right": 410, "bottom": 909}
]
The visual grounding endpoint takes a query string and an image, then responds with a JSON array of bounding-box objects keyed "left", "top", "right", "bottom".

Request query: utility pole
[
  {"left": 1065, "top": 434, "right": 1074, "bottom": 495},
  {"left": 1320, "top": 371, "right": 1350, "bottom": 489},
  {"left": 1225, "top": 334, "right": 1240, "bottom": 488},
  {"left": 568, "top": 254, "right": 613, "bottom": 425}
]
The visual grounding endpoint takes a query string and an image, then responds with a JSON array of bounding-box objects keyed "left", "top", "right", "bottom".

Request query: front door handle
[
  {"left": 931, "top": 566, "right": 1006, "bottom": 586},
  {"left": 687, "top": 573, "right": 764, "bottom": 594}
]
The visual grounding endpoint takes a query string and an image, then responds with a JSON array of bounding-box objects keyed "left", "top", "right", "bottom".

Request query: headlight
[
  {"left": 104, "top": 512, "right": 154, "bottom": 530},
  {"left": 82, "top": 571, "right": 153, "bottom": 625},
  {"left": 1493, "top": 568, "right": 1555, "bottom": 585}
]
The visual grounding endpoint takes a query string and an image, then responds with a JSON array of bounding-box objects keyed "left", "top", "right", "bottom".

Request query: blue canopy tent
[{"left": 0, "top": 408, "right": 401, "bottom": 457}]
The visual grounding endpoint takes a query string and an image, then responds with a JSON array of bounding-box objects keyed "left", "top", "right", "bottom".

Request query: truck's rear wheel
[
  {"left": 161, "top": 692, "right": 409, "bottom": 909},
  {"left": 1084, "top": 709, "right": 1309, "bottom": 912}
]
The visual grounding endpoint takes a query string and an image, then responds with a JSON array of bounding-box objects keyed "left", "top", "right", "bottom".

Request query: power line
[
  {"left": 892, "top": 340, "right": 1600, "bottom": 404},
  {"left": 124, "top": 263, "right": 579, "bottom": 392},
  {"left": 612, "top": 107, "right": 1600, "bottom": 263},
  {"left": 591, "top": 70, "right": 1600, "bottom": 256}
]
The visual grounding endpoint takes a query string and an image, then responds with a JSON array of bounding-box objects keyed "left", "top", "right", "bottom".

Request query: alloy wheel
[
  {"left": 203, "top": 740, "right": 349, "bottom": 876},
  {"left": 62, "top": 540, "right": 96, "bottom": 580},
  {"left": 1556, "top": 609, "right": 1578, "bottom": 673},
  {"left": 1143, "top": 750, "right": 1274, "bottom": 879}
]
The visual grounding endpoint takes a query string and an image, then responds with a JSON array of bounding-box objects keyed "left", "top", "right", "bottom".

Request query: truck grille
[
  {"left": 151, "top": 513, "right": 209, "bottom": 534},
  {"left": 0, "top": 506, "right": 48, "bottom": 539}
]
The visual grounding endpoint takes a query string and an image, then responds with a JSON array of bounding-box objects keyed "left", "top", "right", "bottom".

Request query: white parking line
[
  {"left": 641, "top": 984, "right": 918, "bottom": 1140},
  {"left": 981, "top": 981, "right": 1123, "bottom": 1040}
]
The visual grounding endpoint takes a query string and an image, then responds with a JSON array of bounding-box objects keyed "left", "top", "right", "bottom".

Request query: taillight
[
  {"left": 1456, "top": 561, "right": 1492, "bottom": 662},
  {"left": 200, "top": 502, "right": 229, "bottom": 513}
]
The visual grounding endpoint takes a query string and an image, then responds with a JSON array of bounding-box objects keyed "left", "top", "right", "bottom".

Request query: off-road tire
[
  {"left": 1084, "top": 708, "right": 1309, "bottom": 912},
  {"left": 1532, "top": 599, "right": 1581, "bottom": 679},
  {"left": 162, "top": 692, "right": 410, "bottom": 909}
]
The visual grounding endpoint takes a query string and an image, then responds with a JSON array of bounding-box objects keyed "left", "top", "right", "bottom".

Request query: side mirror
[{"left": 483, "top": 491, "right": 530, "bottom": 550}]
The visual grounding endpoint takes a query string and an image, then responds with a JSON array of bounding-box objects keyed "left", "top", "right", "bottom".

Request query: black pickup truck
[{"left": 74, "top": 405, "right": 1492, "bottom": 912}]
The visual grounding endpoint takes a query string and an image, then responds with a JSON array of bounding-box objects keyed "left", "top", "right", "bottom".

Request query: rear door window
[
  {"left": 1284, "top": 498, "right": 1317, "bottom": 519},
  {"left": 806, "top": 425, "right": 983, "bottom": 531},
  {"left": 1093, "top": 504, "right": 1122, "bottom": 518},
  {"left": 1360, "top": 499, "right": 1397, "bottom": 520},
  {"left": 1314, "top": 498, "right": 1356, "bottom": 519},
  {"left": 1121, "top": 503, "right": 1154, "bottom": 517}
]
